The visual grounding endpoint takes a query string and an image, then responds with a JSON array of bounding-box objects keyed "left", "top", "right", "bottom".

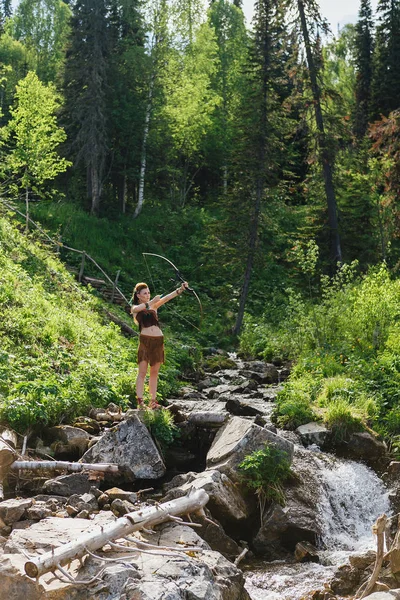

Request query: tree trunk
[
  {"left": 90, "top": 164, "right": 102, "bottom": 216},
  {"left": 233, "top": 3, "right": 269, "bottom": 336},
  {"left": 10, "top": 460, "right": 119, "bottom": 473},
  {"left": 298, "top": 0, "right": 342, "bottom": 265},
  {"left": 133, "top": 77, "right": 154, "bottom": 219},
  {"left": 24, "top": 489, "right": 209, "bottom": 579},
  {"left": 25, "top": 178, "right": 29, "bottom": 233}
]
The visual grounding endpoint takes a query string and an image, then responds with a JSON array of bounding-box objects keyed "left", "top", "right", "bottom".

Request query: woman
[{"left": 131, "top": 281, "right": 188, "bottom": 408}]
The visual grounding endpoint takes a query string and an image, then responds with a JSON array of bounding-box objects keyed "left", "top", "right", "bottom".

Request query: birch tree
[{"left": 2, "top": 71, "right": 71, "bottom": 229}]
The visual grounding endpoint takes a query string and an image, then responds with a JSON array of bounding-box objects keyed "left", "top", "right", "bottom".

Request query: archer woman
[{"left": 131, "top": 281, "right": 188, "bottom": 408}]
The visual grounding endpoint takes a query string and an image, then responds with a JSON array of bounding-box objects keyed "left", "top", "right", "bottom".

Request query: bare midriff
[{"left": 141, "top": 326, "right": 163, "bottom": 337}]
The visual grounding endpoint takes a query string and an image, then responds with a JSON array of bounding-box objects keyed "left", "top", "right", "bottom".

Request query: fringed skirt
[{"left": 138, "top": 335, "right": 165, "bottom": 366}]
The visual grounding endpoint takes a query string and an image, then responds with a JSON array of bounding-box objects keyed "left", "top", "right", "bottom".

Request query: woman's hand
[{"left": 180, "top": 282, "right": 188, "bottom": 292}]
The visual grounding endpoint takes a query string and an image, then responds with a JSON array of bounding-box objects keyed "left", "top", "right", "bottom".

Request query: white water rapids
[{"left": 245, "top": 449, "right": 391, "bottom": 600}]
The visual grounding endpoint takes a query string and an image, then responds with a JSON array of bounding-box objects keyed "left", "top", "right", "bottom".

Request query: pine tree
[
  {"left": 233, "top": 0, "right": 289, "bottom": 334},
  {"left": 371, "top": 0, "right": 400, "bottom": 119},
  {"left": 2, "top": 0, "right": 12, "bottom": 19},
  {"left": 63, "top": 0, "right": 109, "bottom": 215},
  {"left": 354, "top": 0, "right": 374, "bottom": 138},
  {"left": 295, "top": 0, "right": 342, "bottom": 266}
]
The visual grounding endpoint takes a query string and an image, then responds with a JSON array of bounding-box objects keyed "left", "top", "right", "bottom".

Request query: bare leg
[
  {"left": 149, "top": 362, "right": 161, "bottom": 406},
  {"left": 136, "top": 361, "right": 148, "bottom": 402}
]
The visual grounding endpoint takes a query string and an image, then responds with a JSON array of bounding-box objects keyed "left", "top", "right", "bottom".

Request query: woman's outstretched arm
[{"left": 151, "top": 282, "right": 188, "bottom": 309}]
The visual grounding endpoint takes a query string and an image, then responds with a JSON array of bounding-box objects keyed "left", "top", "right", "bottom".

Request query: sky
[{"left": 243, "top": 0, "right": 379, "bottom": 32}]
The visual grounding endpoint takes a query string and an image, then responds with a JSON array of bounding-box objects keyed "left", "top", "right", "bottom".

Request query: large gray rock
[
  {"left": 206, "top": 416, "right": 294, "bottom": 482},
  {"left": 252, "top": 447, "right": 325, "bottom": 558},
  {"left": 1, "top": 516, "right": 250, "bottom": 600},
  {"left": 42, "top": 472, "right": 94, "bottom": 496},
  {"left": 338, "top": 431, "right": 388, "bottom": 465},
  {"left": 162, "top": 469, "right": 249, "bottom": 526},
  {"left": 81, "top": 415, "right": 166, "bottom": 480},
  {"left": 46, "top": 425, "right": 91, "bottom": 456},
  {"left": 0, "top": 498, "right": 33, "bottom": 525},
  {"left": 296, "top": 422, "right": 329, "bottom": 447}
]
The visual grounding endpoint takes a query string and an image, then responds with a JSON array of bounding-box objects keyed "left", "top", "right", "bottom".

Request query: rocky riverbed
[{"left": 0, "top": 354, "right": 398, "bottom": 600}]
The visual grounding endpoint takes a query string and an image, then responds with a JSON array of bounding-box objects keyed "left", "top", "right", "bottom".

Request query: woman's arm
[{"left": 151, "top": 282, "right": 188, "bottom": 309}]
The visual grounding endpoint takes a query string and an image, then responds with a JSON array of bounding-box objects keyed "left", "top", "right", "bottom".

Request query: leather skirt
[{"left": 137, "top": 335, "right": 165, "bottom": 366}]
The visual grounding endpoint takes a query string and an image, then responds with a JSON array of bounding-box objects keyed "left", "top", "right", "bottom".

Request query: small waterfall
[
  {"left": 246, "top": 450, "right": 390, "bottom": 600},
  {"left": 318, "top": 455, "right": 391, "bottom": 560}
]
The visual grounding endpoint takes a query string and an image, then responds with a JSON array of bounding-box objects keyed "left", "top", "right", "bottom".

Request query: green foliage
[
  {"left": 2, "top": 71, "right": 71, "bottom": 194},
  {"left": 323, "top": 399, "right": 364, "bottom": 443},
  {"left": 272, "top": 376, "right": 318, "bottom": 430},
  {"left": 141, "top": 407, "right": 179, "bottom": 450},
  {"left": 238, "top": 444, "right": 292, "bottom": 506},
  {"left": 0, "top": 216, "right": 200, "bottom": 434}
]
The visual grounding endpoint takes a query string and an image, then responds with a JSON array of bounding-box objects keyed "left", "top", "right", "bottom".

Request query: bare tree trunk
[
  {"left": 10, "top": 460, "right": 119, "bottom": 473},
  {"left": 133, "top": 77, "right": 154, "bottom": 219},
  {"left": 122, "top": 173, "right": 127, "bottom": 214},
  {"left": 298, "top": 0, "right": 342, "bottom": 265},
  {"left": 25, "top": 177, "right": 29, "bottom": 233},
  {"left": 233, "top": 2, "right": 269, "bottom": 336},
  {"left": 90, "top": 164, "right": 102, "bottom": 216},
  {"left": 24, "top": 489, "right": 209, "bottom": 579}
]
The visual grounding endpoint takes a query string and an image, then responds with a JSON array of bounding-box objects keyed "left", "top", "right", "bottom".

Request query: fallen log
[
  {"left": 25, "top": 489, "right": 209, "bottom": 579},
  {"left": 10, "top": 460, "right": 119, "bottom": 473}
]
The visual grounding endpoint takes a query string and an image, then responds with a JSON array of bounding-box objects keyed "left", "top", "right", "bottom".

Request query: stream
[{"left": 244, "top": 449, "right": 391, "bottom": 599}]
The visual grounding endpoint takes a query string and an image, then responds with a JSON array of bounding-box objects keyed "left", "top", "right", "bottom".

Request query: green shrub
[
  {"left": 272, "top": 375, "right": 319, "bottom": 430},
  {"left": 323, "top": 399, "right": 364, "bottom": 443},
  {"left": 239, "top": 445, "right": 292, "bottom": 508},
  {"left": 142, "top": 408, "right": 179, "bottom": 450}
]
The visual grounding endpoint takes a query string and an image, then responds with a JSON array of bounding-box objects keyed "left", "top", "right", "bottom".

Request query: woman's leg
[
  {"left": 136, "top": 360, "right": 148, "bottom": 404},
  {"left": 149, "top": 362, "right": 161, "bottom": 406}
]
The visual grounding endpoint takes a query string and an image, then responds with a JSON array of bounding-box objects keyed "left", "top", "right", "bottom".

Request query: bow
[{"left": 142, "top": 252, "right": 203, "bottom": 330}]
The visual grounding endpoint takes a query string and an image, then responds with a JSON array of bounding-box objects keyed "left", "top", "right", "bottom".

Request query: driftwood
[
  {"left": 354, "top": 513, "right": 387, "bottom": 599},
  {"left": 24, "top": 489, "right": 209, "bottom": 579},
  {"left": 10, "top": 460, "right": 119, "bottom": 473}
]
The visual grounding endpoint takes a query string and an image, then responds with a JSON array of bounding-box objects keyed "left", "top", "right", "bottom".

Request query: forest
[{"left": 1, "top": 0, "right": 400, "bottom": 450}]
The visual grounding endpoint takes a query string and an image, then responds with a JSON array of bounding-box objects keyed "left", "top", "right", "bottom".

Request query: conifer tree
[
  {"left": 63, "top": 0, "right": 109, "bottom": 215},
  {"left": 233, "top": 0, "right": 288, "bottom": 334},
  {"left": 354, "top": 0, "right": 373, "bottom": 138},
  {"left": 295, "top": 0, "right": 342, "bottom": 266},
  {"left": 371, "top": 0, "right": 400, "bottom": 119},
  {"left": 2, "top": 0, "right": 11, "bottom": 19}
]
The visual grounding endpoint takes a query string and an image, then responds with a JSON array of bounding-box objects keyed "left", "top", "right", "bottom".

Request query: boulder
[
  {"left": 46, "top": 425, "right": 91, "bottom": 457},
  {"left": 206, "top": 416, "right": 294, "bottom": 482},
  {"left": 225, "top": 398, "right": 264, "bottom": 417},
  {"left": 81, "top": 415, "right": 166, "bottom": 481},
  {"left": 162, "top": 469, "right": 249, "bottom": 527},
  {"left": 252, "top": 447, "right": 326, "bottom": 557},
  {"left": 336, "top": 431, "right": 387, "bottom": 466},
  {"left": 1, "top": 516, "right": 250, "bottom": 600},
  {"left": 296, "top": 422, "right": 329, "bottom": 447},
  {"left": 0, "top": 498, "right": 33, "bottom": 525},
  {"left": 42, "top": 472, "right": 95, "bottom": 496}
]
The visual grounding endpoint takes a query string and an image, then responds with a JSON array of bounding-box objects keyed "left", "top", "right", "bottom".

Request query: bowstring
[{"left": 142, "top": 254, "right": 201, "bottom": 332}]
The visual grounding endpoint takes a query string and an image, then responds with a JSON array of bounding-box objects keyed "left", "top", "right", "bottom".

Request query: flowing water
[{"left": 245, "top": 448, "right": 391, "bottom": 600}]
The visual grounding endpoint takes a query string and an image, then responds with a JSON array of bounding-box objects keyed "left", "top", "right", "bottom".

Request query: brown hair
[
  {"left": 132, "top": 282, "right": 148, "bottom": 305},
  {"left": 131, "top": 282, "right": 148, "bottom": 326}
]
